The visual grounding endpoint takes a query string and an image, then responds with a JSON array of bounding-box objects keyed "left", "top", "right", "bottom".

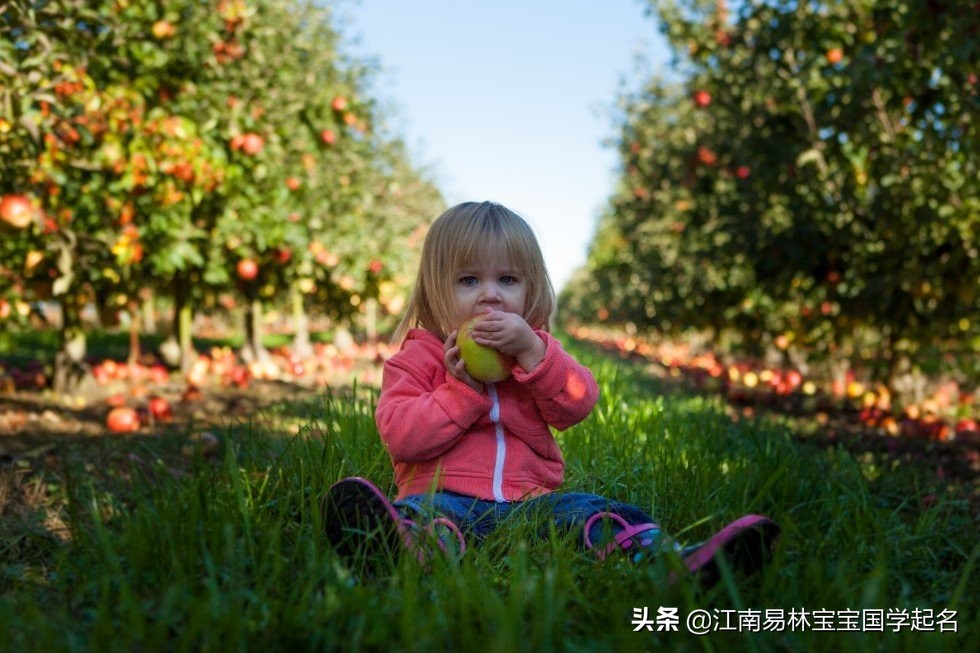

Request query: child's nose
[{"left": 479, "top": 282, "right": 502, "bottom": 302}]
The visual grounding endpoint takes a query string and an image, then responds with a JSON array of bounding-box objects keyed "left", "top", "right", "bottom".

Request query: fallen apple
[
  {"left": 457, "top": 316, "right": 515, "bottom": 383},
  {"left": 148, "top": 395, "right": 173, "bottom": 421},
  {"left": 106, "top": 406, "right": 141, "bottom": 433}
]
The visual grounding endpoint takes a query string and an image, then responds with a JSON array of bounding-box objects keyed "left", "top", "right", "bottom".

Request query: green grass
[{"left": 0, "top": 341, "right": 975, "bottom": 652}]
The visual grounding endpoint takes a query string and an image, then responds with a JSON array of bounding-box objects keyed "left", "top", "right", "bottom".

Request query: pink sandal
[
  {"left": 322, "top": 477, "right": 466, "bottom": 567},
  {"left": 670, "top": 514, "right": 780, "bottom": 587},
  {"left": 583, "top": 510, "right": 779, "bottom": 587},
  {"left": 322, "top": 477, "right": 418, "bottom": 560}
]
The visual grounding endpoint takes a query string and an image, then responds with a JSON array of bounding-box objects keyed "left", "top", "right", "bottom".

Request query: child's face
[{"left": 452, "top": 252, "right": 527, "bottom": 327}]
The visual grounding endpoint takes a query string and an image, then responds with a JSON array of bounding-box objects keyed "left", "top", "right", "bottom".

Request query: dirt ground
[{"left": 0, "top": 377, "right": 318, "bottom": 457}]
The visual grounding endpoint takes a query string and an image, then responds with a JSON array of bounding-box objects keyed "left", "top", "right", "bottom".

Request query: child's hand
[
  {"left": 466, "top": 311, "right": 546, "bottom": 372},
  {"left": 444, "top": 330, "right": 484, "bottom": 391}
]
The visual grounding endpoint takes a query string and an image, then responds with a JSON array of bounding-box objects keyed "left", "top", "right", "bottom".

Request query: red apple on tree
[
  {"left": 696, "top": 146, "right": 717, "bottom": 166},
  {"left": 151, "top": 20, "right": 176, "bottom": 40},
  {"left": 240, "top": 132, "right": 264, "bottom": 155},
  {"left": 693, "top": 90, "right": 712, "bottom": 108},
  {"left": 826, "top": 47, "right": 844, "bottom": 65},
  {"left": 320, "top": 129, "right": 336, "bottom": 145},
  {"left": 331, "top": 96, "right": 347, "bottom": 112},
  {"left": 0, "top": 194, "right": 37, "bottom": 229},
  {"left": 236, "top": 258, "right": 258, "bottom": 280}
]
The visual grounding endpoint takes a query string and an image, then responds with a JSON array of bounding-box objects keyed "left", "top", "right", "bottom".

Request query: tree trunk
[
  {"left": 365, "top": 297, "right": 378, "bottom": 342},
  {"left": 290, "top": 285, "right": 313, "bottom": 358},
  {"left": 127, "top": 298, "right": 141, "bottom": 367},
  {"left": 141, "top": 288, "right": 156, "bottom": 335},
  {"left": 52, "top": 298, "right": 90, "bottom": 395},
  {"left": 172, "top": 273, "right": 195, "bottom": 373},
  {"left": 241, "top": 296, "right": 269, "bottom": 363}
]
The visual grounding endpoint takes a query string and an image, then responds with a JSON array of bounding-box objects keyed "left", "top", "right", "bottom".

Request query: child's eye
[
  {"left": 500, "top": 275, "right": 518, "bottom": 285},
  {"left": 459, "top": 276, "right": 478, "bottom": 286}
]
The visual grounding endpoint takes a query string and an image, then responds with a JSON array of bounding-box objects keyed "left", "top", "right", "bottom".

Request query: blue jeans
[{"left": 395, "top": 491, "right": 658, "bottom": 548}]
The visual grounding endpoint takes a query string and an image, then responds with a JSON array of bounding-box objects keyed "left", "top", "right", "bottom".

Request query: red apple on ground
[
  {"left": 106, "top": 393, "right": 127, "bottom": 407},
  {"left": 148, "top": 396, "right": 173, "bottom": 421},
  {"left": 229, "top": 365, "right": 250, "bottom": 388},
  {"left": 149, "top": 364, "right": 170, "bottom": 384},
  {"left": 181, "top": 385, "right": 203, "bottom": 403},
  {"left": 955, "top": 418, "right": 978, "bottom": 435},
  {"left": 0, "top": 194, "right": 36, "bottom": 229},
  {"left": 106, "top": 406, "right": 141, "bottom": 433},
  {"left": 457, "top": 316, "right": 516, "bottom": 383}
]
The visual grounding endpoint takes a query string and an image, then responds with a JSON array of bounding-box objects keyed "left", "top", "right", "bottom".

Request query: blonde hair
[{"left": 392, "top": 201, "right": 555, "bottom": 343}]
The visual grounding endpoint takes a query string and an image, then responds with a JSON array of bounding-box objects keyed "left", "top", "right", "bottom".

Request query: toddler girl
[{"left": 322, "top": 201, "right": 778, "bottom": 582}]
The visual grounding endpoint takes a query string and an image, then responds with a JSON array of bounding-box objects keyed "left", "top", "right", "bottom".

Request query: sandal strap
[
  {"left": 427, "top": 517, "right": 467, "bottom": 555},
  {"left": 584, "top": 511, "right": 660, "bottom": 560},
  {"left": 397, "top": 517, "right": 422, "bottom": 549},
  {"left": 404, "top": 516, "right": 468, "bottom": 567}
]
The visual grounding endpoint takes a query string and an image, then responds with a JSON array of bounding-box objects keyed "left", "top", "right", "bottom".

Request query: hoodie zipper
[{"left": 486, "top": 383, "right": 507, "bottom": 502}]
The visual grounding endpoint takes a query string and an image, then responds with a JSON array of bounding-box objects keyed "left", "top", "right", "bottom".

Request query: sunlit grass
[{"left": 0, "top": 340, "right": 975, "bottom": 651}]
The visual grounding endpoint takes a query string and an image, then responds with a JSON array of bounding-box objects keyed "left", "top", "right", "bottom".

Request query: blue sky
[{"left": 337, "top": 1, "right": 669, "bottom": 291}]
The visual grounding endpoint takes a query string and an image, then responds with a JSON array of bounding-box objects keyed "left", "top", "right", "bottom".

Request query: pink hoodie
[{"left": 375, "top": 328, "right": 599, "bottom": 502}]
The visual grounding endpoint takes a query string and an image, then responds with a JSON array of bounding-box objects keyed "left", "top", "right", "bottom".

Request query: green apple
[{"left": 457, "top": 316, "right": 515, "bottom": 383}]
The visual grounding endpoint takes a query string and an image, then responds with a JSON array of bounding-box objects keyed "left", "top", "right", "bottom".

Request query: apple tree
[
  {"left": 566, "top": 0, "right": 978, "bottom": 387},
  {"left": 2, "top": 0, "right": 439, "bottom": 391}
]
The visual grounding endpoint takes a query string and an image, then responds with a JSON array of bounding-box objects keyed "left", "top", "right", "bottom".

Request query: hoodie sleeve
[
  {"left": 512, "top": 331, "right": 599, "bottom": 431},
  {"left": 375, "top": 337, "right": 492, "bottom": 463}
]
